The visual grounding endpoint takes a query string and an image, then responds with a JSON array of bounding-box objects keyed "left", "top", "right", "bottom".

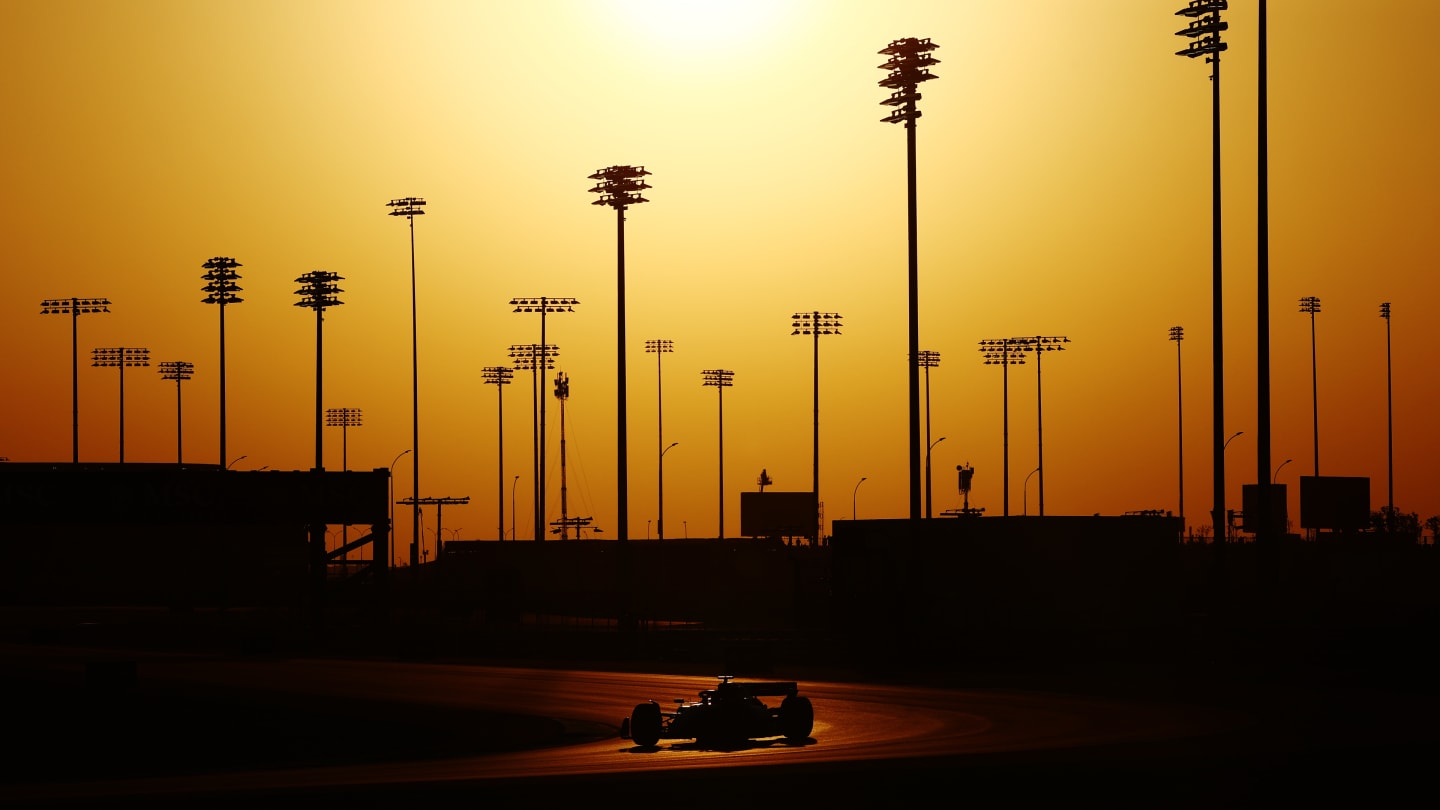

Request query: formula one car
[{"left": 621, "top": 676, "right": 814, "bottom": 747}]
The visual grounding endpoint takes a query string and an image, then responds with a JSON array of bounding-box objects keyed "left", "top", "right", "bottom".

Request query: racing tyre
[
  {"left": 779, "top": 695, "right": 813, "bottom": 741},
  {"left": 630, "top": 702, "right": 662, "bottom": 746}
]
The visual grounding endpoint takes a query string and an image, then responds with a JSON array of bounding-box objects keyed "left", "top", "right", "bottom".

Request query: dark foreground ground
[{"left": 4, "top": 605, "right": 1439, "bottom": 808}]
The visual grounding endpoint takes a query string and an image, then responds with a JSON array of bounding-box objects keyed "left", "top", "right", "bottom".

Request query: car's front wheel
[
  {"left": 779, "top": 695, "right": 813, "bottom": 741},
  {"left": 630, "top": 702, "right": 662, "bottom": 746}
]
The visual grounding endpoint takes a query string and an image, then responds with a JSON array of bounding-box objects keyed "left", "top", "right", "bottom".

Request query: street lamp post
[
  {"left": 158, "top": 360, "right": 194, "bottom": 464},
  {"left": 41, "top": 297, "right": 110, "bottom": 463},
  {"left": 926, "top": 436, "right": 946, "bottom": 519},
  {"left": 295, "top": 270, "right": 345, "bottom": 471},
  {"left": 589, "top": 165, "right": 650, "bottom": 542},
  {"left": 91, "top": 347, "right": 149, "bottom": 462},
  {"left": 978, "top": 338, "right": 1029, "bottom": 516},
  {"left": 483, "top": 366, "right": 514, "bottom": 541},
  {"left": 1224, "top": 430, "right": 1244, "bottom": 541},
  {"left": 1380, "top": 302, "right": 1394, "bottom": 528},
  {"left": 386, "top": 196, "right": 426, "bottom": 566},
  {"left": 646, "top": 339, "right": 674, "bottom": 538},
  {"left": 201, "top": 257, "right": 243, "bottom": 470},
  {"left": 1023, "top": 466, "right": 1040, "bottom": 516},
  {"left": 879, "top": 36, "right": 939, "bottom": 521},
  {"left": 702, "top": 369, "right": 734, "bottom": 540},
  {"left": 1273, "top": 458, "right": 1292, "bottom": 484},
  {"left": 510, "top": 343, "right": 558, "bottom": 540},
  {"left": 1170, "top": 326, "right": 1185, "bottom": 526},
  {"left": 511, "top": 297, "right": 578, "bottom": 540},
  {"left": 917, "top": 350, "right": 941, "bottom": 518},
  {"left": 1300, "top": 295, "right": 1322, "bottom": 476},
  {"left": 853, "top": 477, "right": 868, "bottom": 521},
  {"left": 658, "top": 440, "right": 678, "bottom": 541},
  {"left": 388, "top": 448, "right": 411, "bottom": 567},
  {"left": 793, "top": 312, "right": 843, "bottom": 543},
  {"left": 1174, "top": 0, "right": 1229, "bottom": 545},
  {"left": 511, "top": 475, "right": 520, "bottom": 540}
]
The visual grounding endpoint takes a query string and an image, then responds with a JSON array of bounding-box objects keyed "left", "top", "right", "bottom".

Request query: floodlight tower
[
  {"left": 1028, "top": 335, "right": 1070, "bottom": 516},
  {"left": 510, "top": 297, "right": 578, "bottom": 536},
  {"left": 1170, "top": 326, "right": 1186, "bottom": 526},
  {"left": 1174, "top": 0, "right": 1229, "bottom": 540},
  {"left": 879, "top": 36, "right": 939, "bottom": 521},
  {"left": 386, "top": 196, "right": 426, "bottom": 565},
  {"left": 326, "top": 407, "right": 362, "bottom": 557},
  {"left": 589, "top": 165, "right": 650, "bottom": 541},
  {"left": 41, "top": 297, "right": 110, "bottom": 463},
  {"left": 1299, "top": 295, "right": 1322, "bottom": 476},
  {"left": 978, "top": 338, "right": 1030, "bottom": 515},
  {"left": 793, "top": 311, "right": 843, "bottom": 541},
  {"left": 325, "top": 408, "right": 362, "bottom": 471},
  {"left": 295, "top": 270, "right": 345, "bottom": 471},
  {"left": 917, "top": 350, "right": 941, "bottom": 517},
  {"left": 91, "top": 347, "right": 150, "bottom": 462},
  {"left": 201, "top": 256, "right": 243, "bottom": 470},
  {"left": 482, "top": 365, "right": 514, "bottom": 541},
  {"left": 554, "top": 371, "right": 573, "bottom": 539},
  {"left": 645, "top": 339, "right": 675, "bottom": 538},
  {"left": 702, "top": 369, "right": 734, "bottom": 540},
  {"left": 510, "top": 343, "right": 558, "bottom": 540},
  {"left": 158, "top": 360, "right": 194, "bottom": 464},
  {"left": 1380, "top": 302, "right": 1393, "bottom": 526}
]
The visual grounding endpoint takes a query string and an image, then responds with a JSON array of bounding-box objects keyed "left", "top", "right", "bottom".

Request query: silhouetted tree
[{"left": 1370, "top": 507, "right": 1420, "bottom": 542}]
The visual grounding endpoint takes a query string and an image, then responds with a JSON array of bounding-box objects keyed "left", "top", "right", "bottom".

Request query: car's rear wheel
[
  {"left": 779, "top": 695, "right": 813, "bottom": 741},
  {"left": 630, "top": 702, "right": 662, "bottom": 746}
]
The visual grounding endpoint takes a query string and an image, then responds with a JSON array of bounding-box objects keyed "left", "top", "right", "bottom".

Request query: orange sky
[{"left": 3, "top": 1, "right": 1436, "bottom": 553}]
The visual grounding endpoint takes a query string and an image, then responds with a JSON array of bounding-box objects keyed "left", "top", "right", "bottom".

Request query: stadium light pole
[
  {"left": 295, "top": 270, "right": 345, "bottom": 472},
  {"left": 979, "top": 338, "right": 1030, "bottom": 516},
  {"left": 41, "top": 297, "right": 110, "bottom": 463},
  {"left": 327, "top": 407, "right": 362, "bottom": 559},
  {"left": 1380, "top": 302, "right": 1393, "bottom": 527},
  {"left": 483, "top": 366, "right": 514, "bottom": 541},
  {"left": 1174, "top": 0, "right": 1229, "bottom": 543},
  {"left": 201, "top": 257, "right": 243, "bottom": 470},
  {"left": 91, "top": 347, "right": 149, "bottom": 463},
  {"left": 325, "top": 408, "right": 362, "bottom": 472},
  {"left": 879, "top": 36, "right": 939, "bottom": 521},
  {"left": 386, "top": 196, "right": 426, "bottom": 565},
  {"left": 702, "top": 369, "right": 734, "bottom": 540},
  {"left": 917, "top": 350, "right": 941, "bottom": 517},
  {"left": 1170, "top": 326, "right": 1186, "bottom": 526},
  {"left": 589, "top": 165, "right": 650, "bottom": 542},
  {"left": 875, "top": 34, "right": 944, "bottom": 515},
  {"left": 646, "top": 339, "right": 675, "bottom": 538},
  {"left": 793, "top": 311, "right": 843, "bottom": 542},
  {"left": 511, "top": 297, "right": 578, "bottom": 539},
  {"left": 1299, "top": 295, "right": 1322, "bottom": 476},
  {"left": 1029, "top": 335, "right": 1070, "bottom": 517},
  {"left": 159, "top": 361, "right": 194, "bottom": 464},
  {"left": 510, "top": 343, "right": 558, "bottom": 540}
]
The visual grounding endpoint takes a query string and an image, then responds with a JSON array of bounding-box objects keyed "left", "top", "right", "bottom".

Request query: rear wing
[{"left": 728, "top": 681, "right": 799, "bottom": 698}]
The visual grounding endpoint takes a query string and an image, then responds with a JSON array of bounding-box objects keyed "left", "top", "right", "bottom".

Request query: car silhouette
[{"left": 621, "top": 675, "right": 814, "bottom": 747}]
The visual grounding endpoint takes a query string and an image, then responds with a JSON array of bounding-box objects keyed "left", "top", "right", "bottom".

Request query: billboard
[
  {"left": 1299, "top": 476, "right": 1370, "bottom": 530},
  {"left": 740, "top": 491, "right": 818, "bottom": 540}
]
